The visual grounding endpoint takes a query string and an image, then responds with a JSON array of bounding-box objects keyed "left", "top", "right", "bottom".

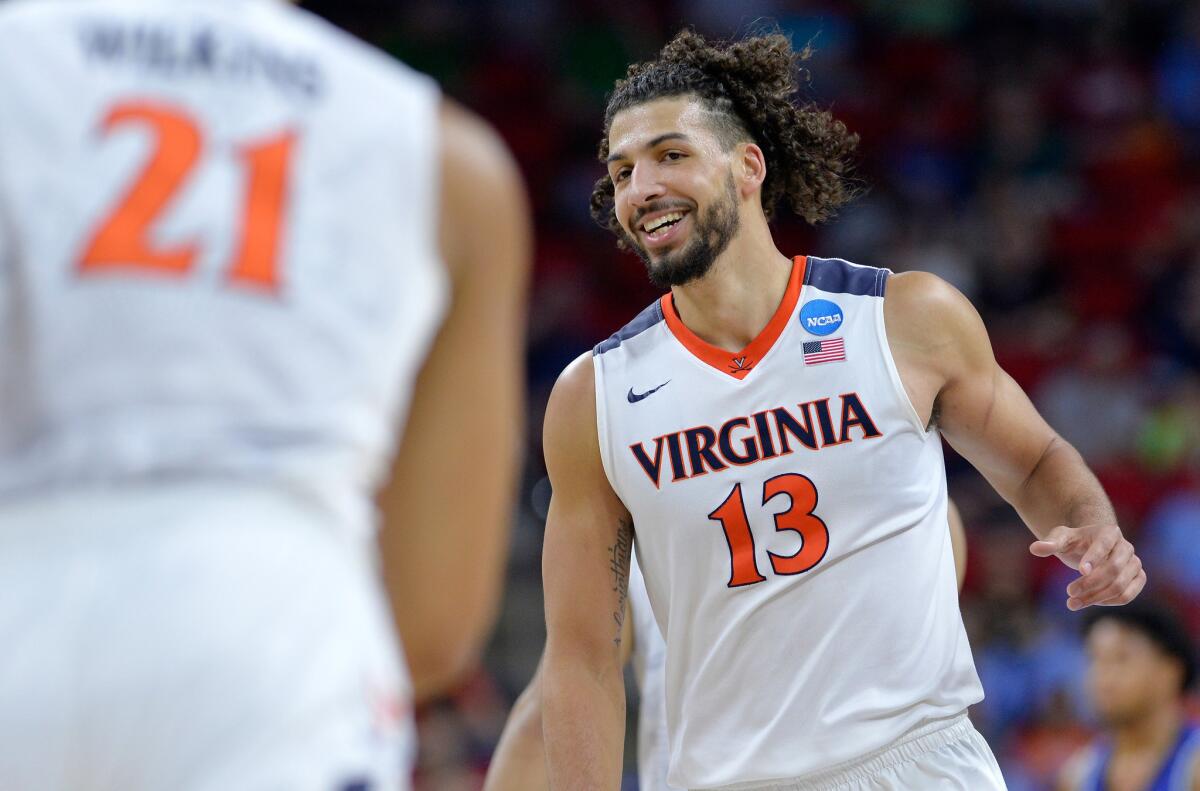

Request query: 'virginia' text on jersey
[{"left": 629, "top": 392, "right": 881, "bottom": 488}]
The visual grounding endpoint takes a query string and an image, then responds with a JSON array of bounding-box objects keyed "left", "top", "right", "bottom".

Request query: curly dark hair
[{"left": 590, "top": 29, "right": 860, "bottom": 240}]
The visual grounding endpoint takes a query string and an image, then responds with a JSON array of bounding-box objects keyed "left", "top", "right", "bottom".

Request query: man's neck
[
  {"left": 1112, "top": 703, "right": 1184, "bottom": 756},
  {"left": 668, "top": 219, "right": 792, "bottom": 352}
]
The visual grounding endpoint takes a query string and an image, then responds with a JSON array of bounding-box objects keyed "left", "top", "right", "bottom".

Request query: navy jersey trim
[
  {"left": 594, "top": 300, "right": 665, "bottom": 356},
  {"left": 804, "top": 256, "right": 888, "bottom": 298}
]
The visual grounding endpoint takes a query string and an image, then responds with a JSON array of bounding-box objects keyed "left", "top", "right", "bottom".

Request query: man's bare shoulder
[
  {"left": 884, "top": 271, "right": 980, "bottom": 349},
  {"left": 549, "top": 352, "right": 596, "bottom": 410},
  {"left": 440, "top": 100, "right": 522, "bottom": 185},
  {"left": 542, "top": 350, "right": 628, "bottom": 521},
  {"left": 438, "top": 99, "right": 529, "bottom": 283},
  {"left": 885, "top": 270, "right": 994, "bottom": 377},
  {"left": 543, "top": 352, "right": 600, "bottom": 466}
]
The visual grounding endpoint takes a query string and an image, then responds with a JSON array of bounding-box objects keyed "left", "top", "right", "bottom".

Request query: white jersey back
[
  {"left": 593, "top": 256, "right": 983, "bottom": 789},
  {"left": 0, "top": 0, "right": 446, "bottom": 533}
]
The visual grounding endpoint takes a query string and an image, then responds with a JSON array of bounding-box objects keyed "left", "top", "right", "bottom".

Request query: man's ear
[{"left": 737, "top": 142, "right": 767, "bottom": 198}]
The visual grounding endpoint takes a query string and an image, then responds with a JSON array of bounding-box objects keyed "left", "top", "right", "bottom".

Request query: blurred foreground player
[
  {"left": 1058, "top": 602, "right": 1200, "bottom": 791},
  {"left": 541, "top": 29, "right": 1145, "bottom": 791},
  {"left": 0, "top": 1, "right": 529, "bottom": 789}
]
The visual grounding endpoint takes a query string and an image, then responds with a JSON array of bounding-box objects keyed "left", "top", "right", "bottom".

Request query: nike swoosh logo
[{"left": 627, "top": 380, "right": 671, "bottom": 403}]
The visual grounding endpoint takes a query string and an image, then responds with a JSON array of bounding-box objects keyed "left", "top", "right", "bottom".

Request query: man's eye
[
  {"left": 664, "top": 151, "right": 685, "bottom": 161},
  {"left": 614, "top": 169, "right": 630, "bottom": 182}
]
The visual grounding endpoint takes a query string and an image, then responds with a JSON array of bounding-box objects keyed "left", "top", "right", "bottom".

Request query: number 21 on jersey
[
  {"left": 78, "top": 101, "right": 296, "bottom": 292},
  {"left": 708, "top": 473, "right": 829, "bottom": 588}
]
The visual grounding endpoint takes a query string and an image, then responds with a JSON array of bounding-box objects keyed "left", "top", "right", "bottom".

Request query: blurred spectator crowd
[{"left": 303, "top": 1, "right": 1200, "bottom": 788}]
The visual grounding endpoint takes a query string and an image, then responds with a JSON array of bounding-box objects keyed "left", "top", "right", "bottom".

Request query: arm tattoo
[{"left": 607, "top": 517, "right": 633, "bottom": 647}]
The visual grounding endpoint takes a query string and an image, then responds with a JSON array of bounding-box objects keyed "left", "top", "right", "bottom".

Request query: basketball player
[
  {"left": 541, "top": 30, "right": 1145, "bottom": 790},
  {"left": 483, "top": 499, "right": 969, "bottom": 791},
  {"left": 1057, "top": 601, "right": 1199, "bottom": 791},
  {"left": 0, "top": 1, "right": 528, "bottom": 789}
]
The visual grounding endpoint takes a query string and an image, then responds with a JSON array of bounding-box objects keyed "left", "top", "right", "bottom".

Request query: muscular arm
[
  {"left": 886, "top": 272, "right": 1143, "bottom": 610},
  {"left": 541, "top": 353, "right": 632, "bottom": 791},
  {"left": 376, "top": 100, "right": 531, "bottom": 701}
]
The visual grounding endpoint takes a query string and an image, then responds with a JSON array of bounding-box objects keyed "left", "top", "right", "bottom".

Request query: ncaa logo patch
[{"left": 800, "top": 299, "right": 843, "bottom": 336}]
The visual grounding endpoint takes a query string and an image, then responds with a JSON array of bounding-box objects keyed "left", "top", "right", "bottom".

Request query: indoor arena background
[{"left": 300, "top": 2, "right": 1200, "bottom": 789}]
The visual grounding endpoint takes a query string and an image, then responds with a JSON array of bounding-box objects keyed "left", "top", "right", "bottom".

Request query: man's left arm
[{"left": 885, "top": 272, "right": 1145, "bottom": 611}]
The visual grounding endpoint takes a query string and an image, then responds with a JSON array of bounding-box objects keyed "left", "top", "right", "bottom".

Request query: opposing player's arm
[
  {"left": 377, "top": 99, "right": 531, "bottom": 701},
  {"left": 541, "top": 352, "right": 632, "bottom": 791},
  {"left": 484, "top": 607, "right": 634, "bottom": 791},
  {"left": 885, "top": 272, "right": 1143, "bottom": 610}
]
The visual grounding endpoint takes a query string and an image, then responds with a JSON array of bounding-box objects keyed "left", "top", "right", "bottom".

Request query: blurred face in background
[
  {"left": 1085, "top": 619, "right": 1184, "bottom": 728},
  {"left": 606, "top": 95, "right": 741, "bottom": 289}
]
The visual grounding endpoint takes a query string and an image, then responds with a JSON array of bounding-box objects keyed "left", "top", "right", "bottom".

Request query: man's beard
[{"left": 630, "top": 175, "right": 740, "bottom": 290}]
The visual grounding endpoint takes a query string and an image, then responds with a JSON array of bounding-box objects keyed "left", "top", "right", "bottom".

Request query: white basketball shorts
[
  {"left": 718, "top": 713, "right": 1007, "bottom": 791},
  {"left": 0, "top": 481, "right": 414, "bottom": 791}
]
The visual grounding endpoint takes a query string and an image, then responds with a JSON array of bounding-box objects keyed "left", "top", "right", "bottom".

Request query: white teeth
[{"left": 643, "top": 211, "right": 684, "bottom": 233}]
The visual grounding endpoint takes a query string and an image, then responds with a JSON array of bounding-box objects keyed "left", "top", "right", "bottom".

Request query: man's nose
[{"left": 628, "top": 163, "right": 665, "bottom": 206}]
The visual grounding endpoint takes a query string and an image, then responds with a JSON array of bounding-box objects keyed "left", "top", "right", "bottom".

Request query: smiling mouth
[{"left": 640, "top": 210, "right": 689, "bottom": 243}]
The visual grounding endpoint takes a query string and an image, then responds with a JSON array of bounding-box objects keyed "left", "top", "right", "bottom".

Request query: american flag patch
[{"left": 803, "top": 338, "right": 846, "bottom": 365}]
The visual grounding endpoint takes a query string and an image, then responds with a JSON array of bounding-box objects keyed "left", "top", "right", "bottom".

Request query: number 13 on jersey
[
  {"left": 709, "top": 473, "right": 830, "bottom": 588},
  {"left": 78, "top": 101, "right": 296, "bottom": 292}
]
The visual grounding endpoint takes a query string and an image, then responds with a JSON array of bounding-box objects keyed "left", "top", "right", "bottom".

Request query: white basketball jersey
[
  {"left": 0, "top": 0, "right": 447, "bottom": 534},
  {"left": 629, "top": 549, "right": 681, "bottom": 791},
  {"left": 593, "top": 256, "right": 983, "bottom": 789}
]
